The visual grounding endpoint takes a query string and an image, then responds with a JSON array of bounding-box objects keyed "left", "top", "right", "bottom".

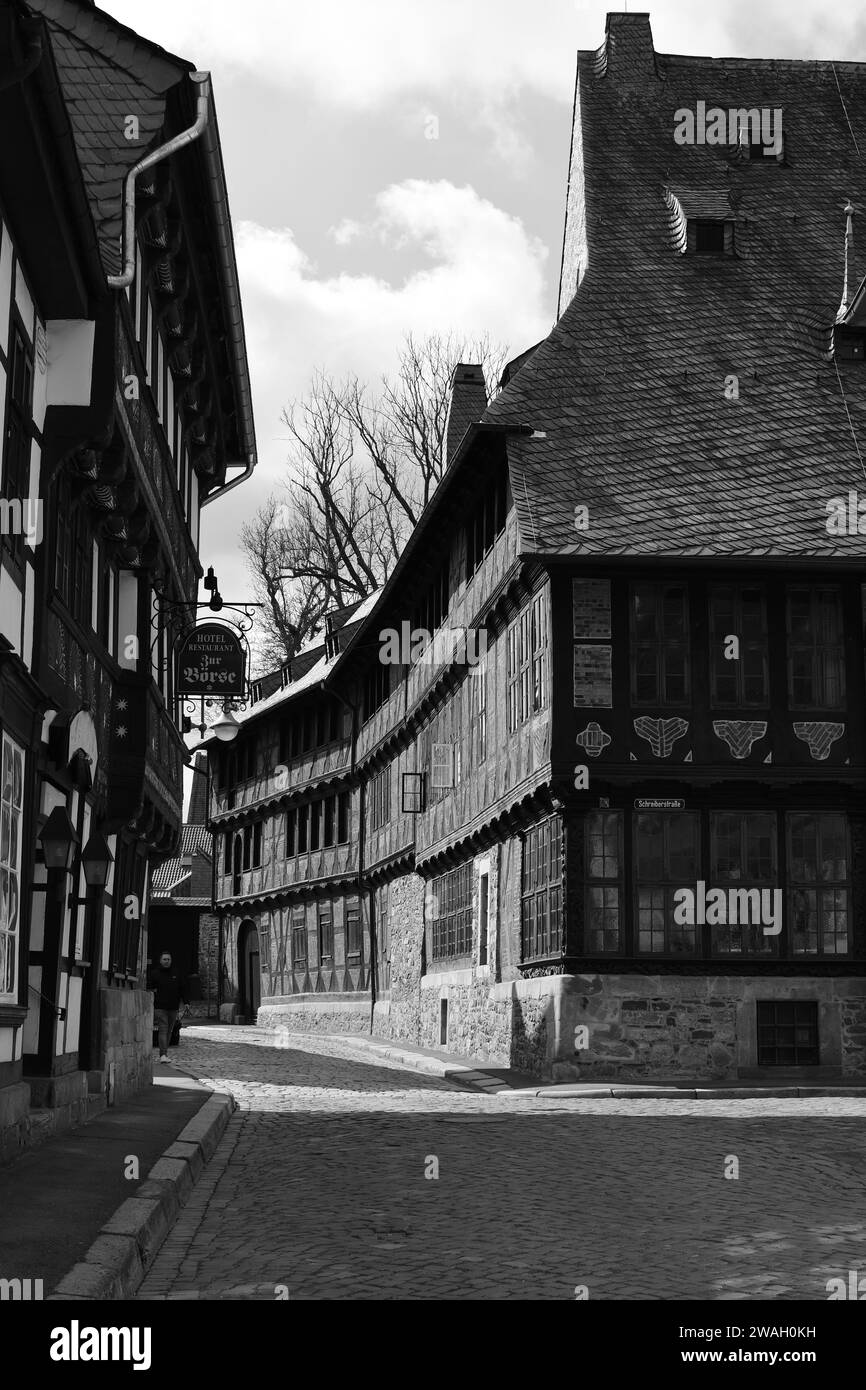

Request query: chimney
[
  {"left": 601, "top": 13, "right": 658, "bottom": 85},
  {"left": 187, "top": 752, "right": 209, "bottom": 824},
  {"left": 837, "top": 200, "right": 856, "bottom": 322},
  {"left": 444, "top": 364, "right": 487, "bottom": 467}
]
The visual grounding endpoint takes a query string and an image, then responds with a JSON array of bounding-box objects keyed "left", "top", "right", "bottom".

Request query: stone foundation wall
[
  {"left": 556, "top": 975, "right": 866, "bottom": 1082},
  {"left": 258, "top": 997, "right": 371, "bottom": 1035},
  {"left": 0, "top": 1081, "right": 31, "bottom": 1166},
  {"left": 101, "top": 987, "right": 153, "bottom": 1103}
]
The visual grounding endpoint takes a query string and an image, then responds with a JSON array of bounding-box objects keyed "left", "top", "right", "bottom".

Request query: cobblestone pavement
[{"left": 135, "top": 1026, "right": 866, "bottom": 1301}]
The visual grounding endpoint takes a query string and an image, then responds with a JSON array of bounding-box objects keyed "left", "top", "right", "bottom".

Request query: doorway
[{"left": 238, "top": 920, "right": 261, "bottom": 1022}]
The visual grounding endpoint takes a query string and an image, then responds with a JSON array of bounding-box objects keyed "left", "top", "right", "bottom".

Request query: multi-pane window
[
  {"left": 297, "top": 803, "right": 309, "bottom": 854},
  {"left": 318, "top": 902, "right": 333, "bottom": 964},
  {"left": 223, "top": 830, "right": 232, "bottom": 875},
  {"left": 429, "top": 863, "right": 472, "bottom": 961},
  {"left": 309, "top": 799, "right": 321, "bottom": 852},
  {"left": 757, "top": 1001, "right": 818, "bottom": 1067},
  {"left": 710, "top": 812, "right": 777, "bottom": 955},
  {"left": 471, "top": 655, "right": 487, "bottom": 764},
  {"left": 786, "top": 589, "right": 845, "bottom": 708},
  {"left": 1, "top": 324, "right": 33, "bottom": 567},
  {"left": 0, "top": 733, "right": 24, "bottom": 998},
  {"left": 346, "top": 895, "right": 361, "bottom": 957},
  {"left": 709, "top": 586, "right": 768, "bottom": 705},
  {"left": 291, "top": 906, "right": 307, "bottom": 968},
  {"left": 631, "top": 584, "right": 690, "bottom": 704},
  {"left": 787, "top": 813, "right": 850, "bottom": 955},
  {"left": 585, "top": 812, "right": 622, "bottom": 952},
  {"left": 634, "top": 813, "right": 700, "bottom": 954},
  {"left": 368, "top": 766, "right": 391, "bottom": 830},
  {"left": 323, "top": 795, "right": 335, "bottom": 847},
  {"left": 521, "top": 817, "right": 563, "bottom": 961},
  {"left": 364, "top": 660, "right": 392, "bottom": 722},
  {"left": 285, "top": 807, "right": 296, "bottom": 858},
  {"left": 507, "top": 597, "right": 547, "bottom": 734},
  {"left": 338, "top": 791, "right": 350, "bottom": 844},
  {"left": 252, "top": 821, "right": 262, "bottom": 869},
  {"left": 54, "top": 473, "right": 92, "bottom": 628}
]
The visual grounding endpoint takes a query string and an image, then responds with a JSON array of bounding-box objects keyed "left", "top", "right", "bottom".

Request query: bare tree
[{"left": 244, "top": 332, "right": 507, "bottom": 672}]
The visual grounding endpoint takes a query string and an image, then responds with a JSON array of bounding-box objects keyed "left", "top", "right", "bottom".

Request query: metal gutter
[{"left": 107, "top": 70, "right": 211, "bottom": 290}]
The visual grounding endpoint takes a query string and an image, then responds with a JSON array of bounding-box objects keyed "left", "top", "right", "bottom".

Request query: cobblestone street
[{"left": 136, "top": 1026, "right": 866, "bottom": 1301}]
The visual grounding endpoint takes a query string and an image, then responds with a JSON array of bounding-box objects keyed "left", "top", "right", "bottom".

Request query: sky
[{"left": 102, "top": 0, "right": 866, "bottom": 610}]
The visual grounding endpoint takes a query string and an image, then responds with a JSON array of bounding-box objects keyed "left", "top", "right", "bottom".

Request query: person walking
[{"left": 150, "top": 952, "right": 189, "bottom": 1063}]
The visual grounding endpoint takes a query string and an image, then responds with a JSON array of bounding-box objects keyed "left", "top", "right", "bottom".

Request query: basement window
[{"left": 756, "top": 1001, "right": 819, "bottom": 1066}]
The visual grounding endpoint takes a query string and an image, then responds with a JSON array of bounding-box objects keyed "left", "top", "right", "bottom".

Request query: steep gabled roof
[{"left": 486, "top": 13, "right": 866, "bottom": 559}]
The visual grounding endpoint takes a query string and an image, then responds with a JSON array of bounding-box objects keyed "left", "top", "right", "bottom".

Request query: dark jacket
[{"left": 151, "top": 967, "right": 188, "bottom": 1012}]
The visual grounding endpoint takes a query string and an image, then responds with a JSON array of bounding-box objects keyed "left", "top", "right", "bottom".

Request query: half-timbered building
[
  {"left": 0, "top": 0, "right": 253, "bottom": 1157},
  {"left": 209, "top": 13, "right": 866, "bottom": 1082}
]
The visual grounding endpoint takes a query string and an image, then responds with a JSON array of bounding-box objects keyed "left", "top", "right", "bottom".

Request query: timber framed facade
[
  {"left": 0, "top": 0, "right": 254, "bottom": 1158},
  {"left": 208, "top": 13, "right": 866, "bottom": 1081}
]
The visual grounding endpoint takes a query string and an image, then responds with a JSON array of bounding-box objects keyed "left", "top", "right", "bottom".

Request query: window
[
  {"left": 429, "top": 863, "right": 472, "bottom": 961},
  {"left": 0, "top": 733, "right": 24, "bottom": 998},
  {"left": 710, "top": 812, "right": 777, "bottom": 956},
  {"left": 466, "top": 470, "right": 508, "bottom": 579},
  {"left": 471, "top": 655, "right": 487, "bottom": 764},
  {"left": 507, "top": 597, "right": 547, "bottom": 734},
  {"left": 242, "top": 825, "right": 251, "bottom": 872},
  {"left": 585, "top": 811, "right": 622, "bottom": 953},
  {"left": 309, "top": 801, "right": 321, "bottom": 852},
  {"left": 291, "top": 907, "right": 307, "bottom": 968},
  {"left": 337, "top": 792, "right": 350, "bottom": 844},
  {"left": 478, "top": 872, "right": 489, "bottom": 967},
  {"left": 786, "top": 589, "right": 845, "bottom": 708},
  {"left": 54, "top": 473, "right": 92, "bottom": 628},
  {"left": 223, "top": 830, "right": 232, "bottom": 875},
  {"left": 409, "top": 556, "right": 450, "bottom": 656},
  {"left": 787, "top": 813, "right": 850, "bottom": 956},
  {"left": 297, "top": 804, "right": 309, "bottom": 854},
  {"left": 693, "top": 220, "right": 726, "bottom": 255},
  {"left": 507, "top": 622, "right": 520, "bottom": 733},
  {"left": 430, "top": 740, "right": 454, "bottom": 793},
  {"left": 329, "top": 702, "right": 341, "bottom": 741},
  {"left": 364, "top": 661, "right": 391, "bottom": 722},
  {"left": 521, "top": 818, "right": 562, "bottom": 961},
  {"left": 323, "top": 795, "right": 335, "bottom": 847},
  {"left": 369, "top": 766, "right": 391, "bottom": 830},
  {"left": 757, "top": 1001, "right": 818, "bottom": 1067},
  {"left": 346, "top": 895, "right": 361, "bottom": 957},
  {"left": 285, "top": 807, "right": 296, "bottom": 858},
  {"left": 631, "top": 584, "right": 690, "bottom": 704},
  {"left": 1, "top": 324, "right": 33, "bottom": 567},
  {"left": 634, "top": 812, "right": 700, "bottom": 954},
  {"left": 318, "top": 902, "right": 333, "bottom": 964},
  {"left": 252, "top": 821, "right": 262, "bottom": 869},
  {"left": 709, "top": 586, "right": 768, "bottom": 705}
]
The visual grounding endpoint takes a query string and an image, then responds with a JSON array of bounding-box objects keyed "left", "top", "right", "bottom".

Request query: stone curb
[
  {"left": 501, "top": 1085, "right": 866, "bottom": 1099},
  {"left": 306, "top": 1032, "right": 517, "bottom": 1092},
  {"left": 303, "top": 1034, "right": 866, "bottom": 1101},
  {"left": 48, "top": 1091, "right": 235, "bottom": 1301}
]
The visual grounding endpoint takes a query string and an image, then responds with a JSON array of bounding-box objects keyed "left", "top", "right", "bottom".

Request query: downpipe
[{"left": 107, "top": 71, "right": 211, "bottom": 290}]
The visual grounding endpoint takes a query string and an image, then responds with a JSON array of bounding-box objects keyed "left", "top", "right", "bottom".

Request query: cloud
[
  {"left": 329, "top": 218, "right": 363, "bottom": 246},
  {"left": 202, "top": 179, "right": 550, "bottom": 590}
]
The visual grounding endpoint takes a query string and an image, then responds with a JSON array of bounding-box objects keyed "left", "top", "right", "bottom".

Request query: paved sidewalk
[{"left": 0, "top": 1064, "right": 212, "bottom": 1295}]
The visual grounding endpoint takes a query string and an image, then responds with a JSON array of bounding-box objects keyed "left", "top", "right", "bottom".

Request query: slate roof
[
  {"left": 150, "top": 822, "right": 210, "bottom": 896},
  {"left": 485, "top": 13, "right": 866, "bottom": 559},
  {"left": 27, "top": 1, "right": 188, "bottom": 277}
]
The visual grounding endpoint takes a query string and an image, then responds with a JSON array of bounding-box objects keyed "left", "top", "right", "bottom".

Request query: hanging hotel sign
[
  {"left": 176, "top": 624, "right": 246, "bottom": 696},
  {"left": 634, "top": 798, "right": 686, "bottom": 810}
]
